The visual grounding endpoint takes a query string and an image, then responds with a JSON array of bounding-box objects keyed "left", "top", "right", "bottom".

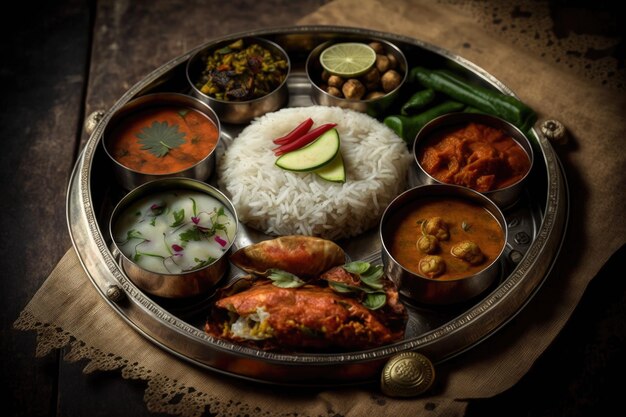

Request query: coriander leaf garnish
[
  {"left": 190, "top": 197, "right": 197, "bottom": 217},
  {"left": 462, "top": 221, "right": 472, "bottom": 232},
  {"left": 183, "top": 257, "right": 216, "bottom": 272},
  {"left": 136, "top": 120, "right": 186, "bottom": 158},
  {"left": 179, "top": 227, "right": 204, "bottom": 242},
  {"left": 171, "top": 208, "right": 185, "bottom": 227},
  {"left": 126, "top": 229, "right": 143, "bottom": 240},
  {"left": 267, "top": 269, "right": 306, "bottom": 288}
]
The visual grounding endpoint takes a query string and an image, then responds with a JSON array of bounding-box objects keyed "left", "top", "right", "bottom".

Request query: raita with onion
[{"left": 113, "top": 190, "right": 236, "bottom": 274}]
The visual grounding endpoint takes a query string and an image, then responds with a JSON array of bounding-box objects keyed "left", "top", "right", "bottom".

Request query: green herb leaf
[
  {"left": 362, "top": 293, "right": 387, "bottom": 310},
  {"left": 216, "top": 46, "right": 232, "bottom": 54},
  {"left": 360, "top": 265, "right": 384, "bottom": 290},
  {"left": 126, "top": 229, "right": 143, "bottom": 240},
  {"left": 179, "top": 227, "right": 203, "bottom": 242},
  {"left": 184, "top": 257, "right": 216, "bottom": 271},
  {"left": 462, "top": 221, "right": 472, "bottom": 232},
  {"left": 190, "top": 197, "right": 197, "bottom": 217},
  {"left": 328, "top": 280, "right": 356, "bottom": 293},
  {"left": 267, "top": 269, "right": 306, "bottom": 288},
  {"left": 137, "top": 120, "right": 186, "bottom": 158},
  {"left": 177, "top": 109, "right": 189, "bottom": 119},
  {"left": 328, "top": 281, "right": 380, "bottom": 294},
  {"left": 343, "top": 261, "right": 370, "bottom": 275},
  {"left": 171, "top": 208, "right": 185, "bottom": 227},
  {"left": 149, "top": 217, "right": 156, "bottom": 226}
]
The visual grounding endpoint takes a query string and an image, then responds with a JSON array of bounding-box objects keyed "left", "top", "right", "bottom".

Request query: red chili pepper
[
  {"left": 272, "top": 118, "right": 314, "bottom": 145},
  {"left": 273, "top": 123, "right": 337, "bottom": 156}
]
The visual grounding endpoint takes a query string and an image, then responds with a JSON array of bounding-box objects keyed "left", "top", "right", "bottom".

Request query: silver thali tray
[{"left": 67, "top": 26, "right": 568, "bottom": 386}]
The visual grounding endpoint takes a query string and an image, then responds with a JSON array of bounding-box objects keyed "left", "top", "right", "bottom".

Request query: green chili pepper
[
  {"left": 384, "top": 100, "right": 464, "bottom": 144},
  {"left": 400, "top": 89, "right": 435, "bottom": 115},
  {"left": 463, "top": 106, "right": 488, "bottom": 114},
  {"left": 409, "top": 67, "right": 537, "bottom": 132}
]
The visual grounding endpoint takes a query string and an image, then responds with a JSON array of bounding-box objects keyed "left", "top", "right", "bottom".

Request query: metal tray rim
[{"left": 67, "top": 25, "right": 568, "bottom": 381}]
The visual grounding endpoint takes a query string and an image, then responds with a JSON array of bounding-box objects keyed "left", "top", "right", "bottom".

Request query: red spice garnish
[
  {"left": 172, "top": 244, "right": 184, "bottom": 252},
  {"left": 272, "top": 118, "right": 314, "bottom": 145},
  {"left": 215, "top": 236, "right": 227, "bottom": 247},
  {"left": 273, "top": 123, "right": 337, "bottom": 156}
]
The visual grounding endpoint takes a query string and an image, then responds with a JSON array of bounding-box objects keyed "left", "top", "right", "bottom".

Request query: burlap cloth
[{"left": 14, "top": 1, "right": 626, "bottom": 416}]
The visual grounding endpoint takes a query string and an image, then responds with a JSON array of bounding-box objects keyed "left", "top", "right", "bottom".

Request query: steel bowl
[
  {"left": 380, "top": 184, "right": 508, "bottom": 305},
  {"left": 306, "top": 38, "right": 407, "bottom": 116},
  {"left": 413, "top": 112, "right": 534, "bottom": 209},
  {"left": 102, "top": 93, "right": 221, "bottom": 191},
  {"left": 109, "top": 178, "right": 238, "bottom": 298},
  {"left": 186, "top": 37, "right": 290, "bottom": 124}
]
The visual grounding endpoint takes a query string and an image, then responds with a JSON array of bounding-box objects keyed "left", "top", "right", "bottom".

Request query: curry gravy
[{"left": 386, "top": 197, "right": 505, "bottom": 280}]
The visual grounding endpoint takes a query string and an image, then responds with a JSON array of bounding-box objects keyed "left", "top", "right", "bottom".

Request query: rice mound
[{"left": 217, "top": 106, "right": 412, "bottom": 240}]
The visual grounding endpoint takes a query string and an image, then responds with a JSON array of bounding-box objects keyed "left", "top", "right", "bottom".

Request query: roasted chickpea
[
  {"left": 381, "top": 69, "right": 402, "bottom": 92},
  {"left": 386, "top": 53, "right": 398, "bottom": 69},
  {"left": 451, "top": 240, "right": 485, "bottom": 265},
  {"left": 361, "top": 67, "right": 381, "bottom": 85},
  {"left": 417, "top": 234, "right": 439, "bottom": 254},
  {"left": 375, "top": 54, "right": 391, "bottom": 73},
  {"left": 342, "top": 79, "right": 366, "bottom": 100},
  {"left": 326, "top": 86, "right": 342, "bottom": 97},
  {"left": 419, "top": 255, "right": 446, "bottom": 278},
  {"left": 328, "top": 75, "right": 345, "bottom": 88},
  {"left": 368, "top": 41, "right": 385, "bottom": 54},
  {"left": 365, "top": 91, "right": 386, "bottom": 100},
  {"left": 423, "top": 217, "right": 449, "bottom": 241}
]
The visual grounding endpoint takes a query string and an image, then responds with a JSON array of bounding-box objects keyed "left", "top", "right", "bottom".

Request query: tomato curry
[
  {"left": 108, "top": 106, "right": 218, "bottom": 175},
  {"left": 418, "top": 122, "right": 531, "bottom": 192}
]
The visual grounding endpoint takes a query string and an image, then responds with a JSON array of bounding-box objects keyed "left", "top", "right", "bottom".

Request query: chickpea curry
[{"left": 386, "top": 197, "right": 505, "bottom": 280}]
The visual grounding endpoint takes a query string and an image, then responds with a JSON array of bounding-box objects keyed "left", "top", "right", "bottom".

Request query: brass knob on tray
[
  {"left": 106, "top": 284, "right": 125, "bottom": 303},
  {"left": 84, "top": 110, "right": 105, "bottom": 136},
  {"left": 540, "top": 119, "right": 568, "bottom": 145},
  {"left": 380, "top": 351, "right": 435, "bottom": 397}
]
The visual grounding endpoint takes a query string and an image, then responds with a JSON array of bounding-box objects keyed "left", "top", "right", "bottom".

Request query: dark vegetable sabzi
[{"left": 196, "top": 39, "right": 288, "bottom": 101}]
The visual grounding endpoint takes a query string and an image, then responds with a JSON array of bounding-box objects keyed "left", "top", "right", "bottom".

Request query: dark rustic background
[{"left": 1, "top": 1, "right": 624, "bottom": 416}]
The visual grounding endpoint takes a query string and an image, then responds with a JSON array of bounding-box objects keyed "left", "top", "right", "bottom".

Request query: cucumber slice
[
  {"left": 275, "top": 129, "right": 340, "bottom": 172},
  {"left": 315, "top": 151, "right": 345, "bottom": 183}
]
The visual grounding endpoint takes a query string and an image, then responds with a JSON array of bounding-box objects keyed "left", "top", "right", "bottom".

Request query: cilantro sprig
[{"left": 137, "top": 120, "right": 186, "bottom": 158}]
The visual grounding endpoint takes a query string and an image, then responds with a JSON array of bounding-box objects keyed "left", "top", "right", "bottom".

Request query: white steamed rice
[{"left": 217, "top": 106, "right": 412, "bottom": 240}]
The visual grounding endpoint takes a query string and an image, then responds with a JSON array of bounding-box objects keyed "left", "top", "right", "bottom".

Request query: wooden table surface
[{"left": 2, "top": 1, "right": 624, "bottom": 416}]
